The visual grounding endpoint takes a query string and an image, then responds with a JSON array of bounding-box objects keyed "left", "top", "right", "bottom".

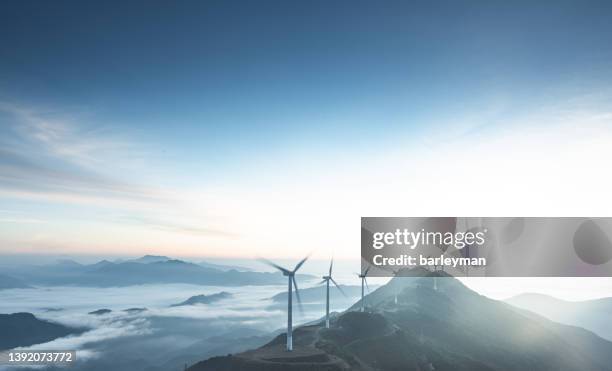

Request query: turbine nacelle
[{"left": 357, "top": 265, "right": 371, "bottom": 279}]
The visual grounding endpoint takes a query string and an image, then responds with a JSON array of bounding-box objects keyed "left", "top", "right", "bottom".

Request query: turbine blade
[
  {"left": 329, "top": 257, "right": 334, "bottom": 276},
  {"left": 364, "top": 278, "right": 370, "bottom": 292},
  {"left": 293, "top": 277, "right": 304, "bottom": 315},
  {"left": 330, "top": 278, "right": 347, "bottom": 297},
  {"left": 257, "top": 258, "right": 290, "bottom": 274},
  {"left": 364, "top": 266, "right": 371, "bottom": 276},
  {"left": 318, "top": 279, "right": 327, "bottom": 285},
  {"left": 293, "top": 253, "right": 311, "bottom": 272}
]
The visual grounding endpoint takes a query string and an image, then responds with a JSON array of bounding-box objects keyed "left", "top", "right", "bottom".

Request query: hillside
[
  {"left": 507, "top": 293, "right": 612, "bottom": 341},
  {"left": 171, "top": 292, "right": 232, "bottom": 307},
  {"left": 270, "top": 285, "right": 362, "bottom": 303},
  {"left": 0, "top": 312, "right": 86, "bottom": 350},
  {"left": 0, "top": 273, "right": 30, "bottom": 289},
  {"left": 188, "top": 269, "right": 612, "bottom": 371}
]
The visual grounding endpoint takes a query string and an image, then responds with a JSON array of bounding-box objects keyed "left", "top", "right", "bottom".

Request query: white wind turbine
[
  {"left": 392, "top": 268, "right": 402, "bottom": 305},
  {"left": 357, "top": 266, "right": 370, "bottom": 312},
  {"left": 260, "top": 255, "right": 309, "bottom": 351},
  {"left": 320, "top": 258, "right": 346, "bottom": 328},
  {"left": 432, "top": 262, "right": 441, "bottom": 291},
  {"left": 387, "top": 267, "right": 400, "bottom": 305}
]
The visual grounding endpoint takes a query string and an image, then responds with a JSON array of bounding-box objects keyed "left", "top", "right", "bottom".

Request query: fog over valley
[{"left": 0, "top": 256, "right": 364, "bottom": 371}]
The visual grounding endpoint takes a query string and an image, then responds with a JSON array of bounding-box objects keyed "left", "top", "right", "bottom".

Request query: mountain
[
  {"left": 198, "top": 260, "right": 253, "bottom": 272},
  {"left": 54, "top": 259, "right": 83, "bottom": 267},
  {"left": 127, "top": 255, "right": 171, "bottom": 264},
  {"left": 143, "top": 333, "right": 274, "bottom": 371},
  {"left": 85, "top": 259, "right": 115, "bottom": 270},
  {"left": 507, "top": 293, "right": 612, "bottom": 341},
  {"left": 0, "top": 273, "right": 30, "bottom": 289},
  {"left": 89, "top": 309, "right": 112, "bottom": 315},
  {"left": 188, "top": 269, "right": 612, "bottom": 371},
  {"left": 2, "top": 256, "right": 312, "bottom": 287},
  {"left": 171, "top": 292, "right": 232, "bottom": 307},
  {"left": 271, "top": 284, "right": 362, "bottom": 303},
  {"left": 0, "top": 312, "right": 86, "bottom": 350},
  {"left": 125, "top": 255, "right": 253, "bottom": 272},
  {"left": 123, "top": 307, "right": 147, "bottom": 314}
]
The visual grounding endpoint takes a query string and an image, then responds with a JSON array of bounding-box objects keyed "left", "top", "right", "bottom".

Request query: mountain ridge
[
  {"left": 188, "top": 269, "right": 612, "bottom": 371},
  {"left": 0, "top": 312, "right": 86, "bottom": 350},
  {"left": 506, "top": 292, "right": 612, "bottom": 341},
  {"left": 171, "top": 292, "right": 233, "bottom": 307},
  {"left": 0, "top": 256, "right": 313, "bottom": 287},
  {"left": 0, "top": 273, "right": 30, "bottom": 289}
]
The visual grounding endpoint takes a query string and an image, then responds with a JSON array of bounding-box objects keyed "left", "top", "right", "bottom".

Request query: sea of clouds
[{"left": 0, "top": 280, "right": 360, "bottom": 371}]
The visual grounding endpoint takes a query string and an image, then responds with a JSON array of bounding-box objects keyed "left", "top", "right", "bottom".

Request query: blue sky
[{"left": 1, "top": 0, "right": 612, "bottom": 259}]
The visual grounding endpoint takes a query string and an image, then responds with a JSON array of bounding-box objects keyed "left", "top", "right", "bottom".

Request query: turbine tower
[
  {"left": 432, "top": 263, "right": 440, "bottom": 291},
  {"left": 320, "top": 258, "right": 346, "bottom": 328},
  {"left": 260, "top": 255, "right": 309, "bottom": 351},
  {"left": 391, "top": 267, "right": 401, "bottom": 305},
  {"left": 357, "top": 266, "right": 370, "bottom": 312}
]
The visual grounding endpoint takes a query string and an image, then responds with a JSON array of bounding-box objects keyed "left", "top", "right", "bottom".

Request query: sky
[{"left": 1, "top": 0, "right": 612, "bottom": 260}]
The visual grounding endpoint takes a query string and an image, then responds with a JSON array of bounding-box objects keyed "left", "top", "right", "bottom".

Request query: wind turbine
[
  {"left": 260, "top": 255, "right": 309, "bottom": 351},
  {"left": 391, "top": 267, "right": 401, "bottom": 305},
  {"left": 357, "top": 266, "right": 370, "bottom": 312},
  {"left": 320, "top": 258, "right": 346, "bottom": 328}
]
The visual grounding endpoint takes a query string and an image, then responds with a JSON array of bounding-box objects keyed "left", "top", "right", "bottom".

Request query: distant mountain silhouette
[
  {"left": 53, "top": 259, "right": 83, "bottom": 267},
  {"left": 0, "top": 313, "right": 85, "bottom": 350},
  {"left": 42, "top": 307, "right": 64, "bottom": 312},
  {"left": 507, "top": 293, "right": 612, "bottom": 341},
  {"left": 0, "top": 273, "right": 30, "bottom": 289},
  {"left": 2, "top": 256, "right": 312, "bottom": 287},
  {"left": 188, "top": 269, "right": 612, "bottom": 371},
  {"left": 89, "top": 309, "right": 112, "bottom": 315},
  {"left": 270, "top": 285, "right": 362, "bottom": 303},
  {"left": 126, "top": 255, "right": 171, "bottom": 264},
  {"left": 171, "top": 292, "right": 232, "bottom": 307},
  {"left": 85, "top": 259, "right": 115, "bottom": 270},
  {"left": 125, "top": 255, "right": 252, "bottom": 272},
  {"left": 123, "top": 307, "right": 147, "bottom": 314},
  {"left": 198, "top": 260, "right": 253, "bottom": 272}
]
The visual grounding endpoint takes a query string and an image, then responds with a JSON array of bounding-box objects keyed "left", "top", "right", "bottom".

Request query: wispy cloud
[
  {"left": 0, "top": 102, "right": 236, "bottom": 242},
  {"left": 120, "top": 215, "right": 238, "bottom": 238},
  {"left": 0, "top": 102, "right": 137, "bottom": 168},
  {"left": 18, "top": 316, "right": 153, "bottom": 361},
  {"left": 0, "top": 102, "right": 161, "bottom": 206},
  {"left": 0, "top": 147, "right": 159, "bottom": 204}
]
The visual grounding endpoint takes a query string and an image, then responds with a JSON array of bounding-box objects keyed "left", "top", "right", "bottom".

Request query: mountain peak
[
  {"left": 142, "top": 254, "right": 169, "bottom": 259},
  {"left": 189, "top": 272, "right": 612, "bottom": 371},
  {"left": 170, "top": 292, "right": 232, "bottom": 307},
  {"left": 54, "top": 259, "right": 82, "bottom": 266},
  {"left": 129, "top": 255, "right": 171, "bottom": 264}
]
